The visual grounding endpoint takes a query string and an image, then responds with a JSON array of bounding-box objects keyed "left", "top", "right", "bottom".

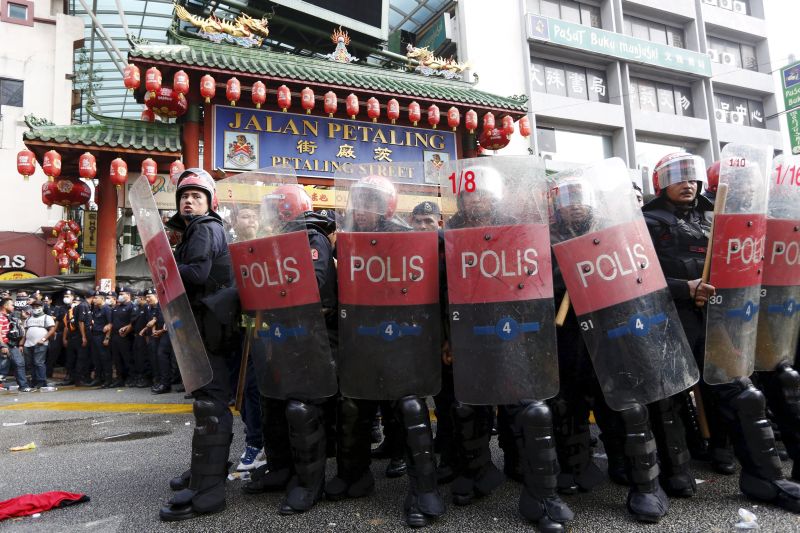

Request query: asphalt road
[{"left": 2, "top": 386, "right": 800, "bottom": 532}]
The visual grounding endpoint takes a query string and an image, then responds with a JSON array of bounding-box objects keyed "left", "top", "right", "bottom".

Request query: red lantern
[
  {"left": 252, "top": 81, "right": 266, "bottom": 109},
  {"left": 53, "top": 220, "right": 67, "bottom": 236},
  {"left": 45, "top": 178, "right": 91, "bottom": 207},
  {"left": 52, "top": 239, "right": 66, "bottom": 256},
  {"left": 479, "top": 127, "right": 511, "bottom": 151},
  {"left": 57, "top": 253, "right": 70, "bottom": 273},
  {"left": 387, "top": 98, "right": 399, "bottom": 124},
  {"left": 64, "top": 230, "right": 78, "bottom": 245},
  {"left": 483, "top": 112, "right": 495, "bottom": 134},
  {"left": 409, "top": 101, "right": 421, "bottom": 126},
  {"left": 110, "top": 158, "right": 128, "bottom": 190},
  {"left": 141, "top": 108, "right": 156, "bottom": 122},
  {"left": 346, "top": 94, "right": 359, "bottom": 119},
  {"left": 41, "top": 182, "right": 55, "bottom": 208},
  {"left": 324, "top": 91, "right": 337, "bottom": 117},
  {"left": 42, "top": 150, "right": 62, "bottom": 181},
  {"left": 169, "top": 160, "right": 185, "bottom": 185},
  {"left": 16, "top": 149, "right": 36, "bottom": 180},
  {"left": 501, "top": 115, "right": 515, "bottom": 137},
  {"left": 123, "top": 64, "right": 140, "bottom": 91},
  {"left": 66, "top": 248, "right": 80, "bottom": 262},
  {"left": 427, "top": 104, "right": 440, "bottom": 129},
  {"left": 78, "top": 152, "right": 97, "bottom": 180},
  {"left": 173, "top": 70, "right": 189, "bottom": 95},
  {"left": 145, "top": 87, "right": 188, "bottom": 119},
  {"left": 145, "top": 67, "right": 162, "bottom": 96},
  {"left": 367, "top": 97, "right": 380, "bottom": 122},
  {"left": 226, "top": 77, "right": 241, "bottom": 106},
  {"left": 301, "top": 87, "right": 315, "bottom": 114},
  {"left": 519, "top": 115, "right": 531, "bottom": 137},
  {"left": 141, "top": 158, "right": 158, "bottom": 185},
  {"left": 447, "top": 107, "right": 460, "bottom": 131},
  {"left": 277, "top": 85, "right": 291, "bottom": 112},
  {"left": 465, "top": 109, "right": 478, "bottom": 134},
  {"left": 67, "top": 220, "right": 81, "bottom": 235},
  {"left": 200, "top": 74, "right": 216, "bottom": 104}
]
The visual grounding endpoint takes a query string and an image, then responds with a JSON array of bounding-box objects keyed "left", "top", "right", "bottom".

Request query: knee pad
[
  {"left": 453, "top": 402, "right": 475, "bottom": 421},
  {"left": 777, "top": 364, "right": 800, "bottom": 401},
  {"left": 519, "top": 401, "right": 553, "bottom": 429},
  {"left": 398, "top": 396, "right": 426, "bottom": 421},
  {"left": 621, "top": 403, "right": 649, "bottom": 427},
  {"left": 339, "top": 397, "right": 361, "bottom": 422},
  {"left": 732, "top": 384, "right": 767, "bottom": 418},
  {"left": 193, "top": 398, "right": 226, "bottom": 421},
  {"left": 550, "top": 396, "right": 570, "bottom": 419},
  {"left": 286, "top": 399, "right": 319, "bottom": 427}
]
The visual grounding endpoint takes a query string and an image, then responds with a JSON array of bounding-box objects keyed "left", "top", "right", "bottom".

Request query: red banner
[
  {"left": 762, "top": 218, "right": 800, "bottom": 287},
  {"left": 552, "top": 220, "right": 666, "bottom": 315},
  {"left": 229, "top": 231, "right": 321, "bottom": 311},
  {"left": 709, "top": 214, "right": 767, "bottom": 289},
  {"left": 445, "top": 224, "right": 553, "bottom": 304},
  {"left": 337, "top": 231, "right": 439, "bottom": 306},
  {"left": 144, "top": 235, "right": 185, "bottom": 306}
]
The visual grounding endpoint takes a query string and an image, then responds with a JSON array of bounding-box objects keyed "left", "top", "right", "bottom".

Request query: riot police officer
[
  {"left": 159, "top": 168, "right": 236, "bottom": 521},
  {"left": 111, "top": 287, "right": 135, "bottom": 387},
  {"left": 643, "top": 152, "right": 800, "bottom": 513},
  {"left": 89, "top": 290, "right": 113, "bottom": 388},
  {"left": 57, "top": 292, "right": 90, "bottom": 386},
  {"left": 132, "top": 290, "right": 152, "bottom": 388}
]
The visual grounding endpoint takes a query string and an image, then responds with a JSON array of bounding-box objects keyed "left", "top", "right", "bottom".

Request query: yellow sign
[
  {"left": 83, "top": 211, "right": 98, "bottom": 253},
  {"left": 0, "top": 271, "right": 36, "bottom": 281}
]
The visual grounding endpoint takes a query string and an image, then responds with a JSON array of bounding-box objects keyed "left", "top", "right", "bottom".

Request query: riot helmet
[
  {"left": 455, "top": 165, "right": 503, "bottom": 224},
  {"left": 652, "top": 152, "right": 706, "bottom": 196},
  {"left": 706, "top": 160, "right": 720, "bottom": 194},
  {"left": 347, "top": 175, "right": 398, "bottom": 231},
  {"left": 549, "top": 176, "right": 596, "bottom": 237},
  {"left": 175, "top": 168, "right": 219, "bottom": 215}
]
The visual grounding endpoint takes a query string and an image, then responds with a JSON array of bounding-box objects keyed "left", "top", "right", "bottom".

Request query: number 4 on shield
[{"left": 448, "top": 170, "right": 476, "bottom": 194}]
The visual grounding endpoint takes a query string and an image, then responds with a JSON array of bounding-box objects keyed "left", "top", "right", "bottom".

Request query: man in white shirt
[{"left": 23, "top": 300, "right": 56, "bottom": 389}]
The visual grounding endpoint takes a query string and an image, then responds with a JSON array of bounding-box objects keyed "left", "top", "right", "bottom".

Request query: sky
[{"left": 764, "top": 0, "right": 800, "bottom": 152}]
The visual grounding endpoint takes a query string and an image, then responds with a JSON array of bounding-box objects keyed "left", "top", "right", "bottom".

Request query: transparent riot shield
[
  {"left": 218, "top": 168, "right": 337, "bottom": 400},
  {"left": 439, "top": 156, "right": 558, "bottom": 405},
  {"left": 755, "top": 154, "right": 800, "bottom": 371},
  {"left": 130, "top": 175, "right": 212, "bottom": 394},
  {"left": 704, "top": 144, "right": 771, "bottom": 384},
  {"left": 549, "top": 158, "right": 699, "bottom": 411},
  {"left": 334, "top": 162, "right": 441, "bottom": 400}
]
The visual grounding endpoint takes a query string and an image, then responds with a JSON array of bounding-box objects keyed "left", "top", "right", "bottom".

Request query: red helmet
[
  {"left": 266, "top": 184, "right": 313, "bottom": 222},
  {"left": 349, "top": 175, "right": 398, "bottom": 218},
  {"left": 176, "top": 168, "right": 218, "bottom": 212},
  {"left": 652, "top": 152, "right": 706, "bottom": 195},
  {"left": 706, "top": 161, "right": 720, "bottom": 193}
]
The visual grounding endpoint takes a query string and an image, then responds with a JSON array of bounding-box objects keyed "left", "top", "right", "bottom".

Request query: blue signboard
[{"left": 213, "top": 105, "right": 457, "bottom": 184}]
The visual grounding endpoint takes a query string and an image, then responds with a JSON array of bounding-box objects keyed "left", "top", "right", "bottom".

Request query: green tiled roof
[
  {"left": 129, "top": 31, "right": 527, "bottom": 114},
  {"left": 23, "top": 103, "right": 182, "bottom": 154}
]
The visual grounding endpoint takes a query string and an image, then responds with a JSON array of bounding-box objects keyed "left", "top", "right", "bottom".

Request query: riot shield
[
  {"left": 439, "top": 156, "right": 558, "bottom": 405},
  {"left": 704, "top": 144, "right": 771, "bottom": 384},
  {"left": 549, "top": 158, "right": 698, "bottom": 411},
  {"left": 218, "top": 168, "right": 337, "bottom": 400},
  {"left": 130, "top": 175, "right": 213, "bottom": 394},
  {"left": 334, "top": 162, "right": 441, "bottom": 400},
  {"left": 755, "top": 155, "right": 800, "bottom": 371}
]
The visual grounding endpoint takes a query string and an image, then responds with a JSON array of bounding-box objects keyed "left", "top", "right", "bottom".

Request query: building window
[
  {"left": 528, "top": 0, "right": 601, "bottom": 28},
  {"left": 623, "top": 15, "right": 686, "bottom": 49},
  {"left": 714, "top": 93, "right": 765, "bottom": 128},
  {"left": 532, "top": 59, "right": 609, "bottom": 103},
  {"left": 1, "top": 0, "right": 32, "bottom": 26},
  {"left": 630, "top": 78, "right": 693, "bottom": 117},
  {"left": 537, "top": 127, "right": 613, "bottom": 164},
  {"left": 0, "top": 78, "right": 23, "bottom": 107},
  {"left": 707, "top": 37, "right": 758, "bottom": 71},
  {"left": 702, "top": 0, "right": 750, "bottom": 17}
]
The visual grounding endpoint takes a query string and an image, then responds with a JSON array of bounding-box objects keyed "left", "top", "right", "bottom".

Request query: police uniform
[
  {"left": 61, "top": 295, "right": 91, "bottom": 385},
  {"left": 110, "top": 291, "right": 135, "bottom": 386},
  {"left": 47, "top": 300, "right": 67, "bottom": 378},
  {"left": 89, "top": 292, "right": 113, "bottom": 387},
  {"left": 131, "top": 293, "right": 152, "bottom": 387}
]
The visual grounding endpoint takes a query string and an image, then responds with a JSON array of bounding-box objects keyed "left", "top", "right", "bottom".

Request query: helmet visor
[{"left": 656, "top": 155, "right": 706, "bottom": 191}]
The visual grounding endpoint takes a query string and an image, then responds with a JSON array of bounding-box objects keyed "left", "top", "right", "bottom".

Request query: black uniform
[
  {"left": 63, "top": 300, "right": 91, "bottom": 384},
  {"left": 90, "top": 302, "right": 112, "bottom": 386},
  {"left": 644, "top": 193, "right": 800, "bottom": 512},
  {"left": 47, "top": 303, "right": 67, "bottom": 378},
  {"left": 160, "top": 209, "right": 236, "bottom": 521},
  {"left": 132, "top": 302, "right": 152, "bottom": 386},
  {"left": 110, "top": 300, "right": 135, "bottom": 384}
]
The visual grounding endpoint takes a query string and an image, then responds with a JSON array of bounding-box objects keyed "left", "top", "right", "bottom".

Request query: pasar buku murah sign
[{"left": 213, "top": 105, "right": 457, "bottom": 184}]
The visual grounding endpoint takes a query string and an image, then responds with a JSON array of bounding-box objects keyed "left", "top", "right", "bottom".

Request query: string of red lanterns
[{"left": 51, "top": 219, "right": 82, "bottom": 274}]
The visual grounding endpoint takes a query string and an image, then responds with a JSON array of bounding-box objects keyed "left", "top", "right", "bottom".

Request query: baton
[
  {"left": 555, "top": 292, "right": 570, "bottom": 327},
  {"left": 234, "top": 313, "right": 257, "bottom": 413}
]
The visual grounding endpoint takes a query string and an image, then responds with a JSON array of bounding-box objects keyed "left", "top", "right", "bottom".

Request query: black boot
[
  {"left": 160, "top": 399, "right": 232, "bottom": 521},
  {"left": 551, "top": 396, "right": 604, "bottom": 495},
  {"left": 762, "top": 364, "right": 800, "bottom": 475},
  {"left": 515, "top": 401, "right": 574, "bottom": 533},
  {"left": 497, "top": 405, "right": 523, "bottom": 482},
  {"left": 325, "top": 398, "right": 376, "bottom": 501},
  {"left": 720, "top": 379, "right": 800, "bottom": 513},
  {"left": 621, "top": 403, "right": 669, "bottom": 523},
  {"left": 397, "top": 396, "right": 445, "bottom": 528},
  {"left": 649, "top": 397, "right": 696, "bottom": 497},
  {"left": 279, "top": 400, "right": 327, "bottom": 515},
  {"left": 451, "top": 403, "right": 504, "bottom": 506},
  {"left": 243, "top": 396, "right": 293, "bottom": 494},
  {"left": 169, "top": 469, "right": 191, "bottom": 491}
]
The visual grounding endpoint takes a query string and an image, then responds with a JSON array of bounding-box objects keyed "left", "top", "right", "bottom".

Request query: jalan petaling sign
[
  {"left": 213, "top": 105, "right": 458, "bottom": 185},
  {"left": 781, "top": 61, "right": 800, "bottom": 154},
  {"left": 527, "top": 14, "right": 712, "bottom": 78}
]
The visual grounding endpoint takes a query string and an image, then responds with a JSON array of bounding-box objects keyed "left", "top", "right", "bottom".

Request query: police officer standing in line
[
  {"left": 643, "top": 152, "right": 800, "bottom": 512},
  {"left": 149, "top": 292, "right": 174, "bottom": 395},
  {"left": 159, "top": 168, "right": 236, "bottom": 521},
  {"left": 132, "top": 290, "right": 152, "bottom": 388},
  {"left": 89, "top": 290, "right": 113, "bottom": 388},
  {"left": 46, "top": 291, "right": 69, "bottom": 379},
  {"left": 57, "top": 292, "right": 90, "bottom": 386},
  {"left": 110, "top": 287, "right": 135, "bottom": 387}
]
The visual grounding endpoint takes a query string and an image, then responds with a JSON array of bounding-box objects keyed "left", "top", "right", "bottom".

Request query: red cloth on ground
[{"left": 0, "top": 491, "right": 89, "bottom": 520}]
